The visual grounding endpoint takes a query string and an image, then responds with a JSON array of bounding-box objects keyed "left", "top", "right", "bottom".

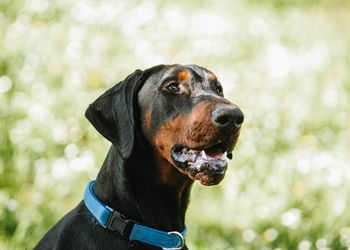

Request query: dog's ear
[
  {"left": 85, "top": 65, "right": 166, "bottom": 160},
  {"left": 85, "top": 69, "right": 144, "bottom": 160}
]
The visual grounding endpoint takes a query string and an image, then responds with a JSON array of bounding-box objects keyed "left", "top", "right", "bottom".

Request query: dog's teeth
[
  {"left": 221, "top": 152, "right": 227, "bottom": 161},
  {"left": 201, "top": 150, "right": 207, "bottom": 159},
  {"left": 182, "top": 147, "right": 188, "bottom": 153}
]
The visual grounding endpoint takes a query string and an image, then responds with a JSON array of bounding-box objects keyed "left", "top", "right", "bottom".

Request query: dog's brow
[
  {"left": 187, "top": 67, "right": 203, "bottom": 82},
  {"left": 161, "top": 76, "right": 178, "bottom": 85}
]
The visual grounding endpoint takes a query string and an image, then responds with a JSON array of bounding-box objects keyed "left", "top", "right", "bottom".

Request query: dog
[{"left": 35, "top": 64, "right": 244, "bottom": 249}]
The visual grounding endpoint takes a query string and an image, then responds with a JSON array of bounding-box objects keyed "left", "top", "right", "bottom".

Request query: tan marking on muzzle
[
  {"left": 184, "top": 102, "right": 218, "bottom": 145},
  {"left": 152, "top": 101, "right": 217, "bottom": 163}
]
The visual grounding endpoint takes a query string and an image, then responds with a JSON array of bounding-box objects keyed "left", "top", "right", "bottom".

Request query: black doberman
[{"left": 35, "top": 64, "right": 244, "bottom": 249}]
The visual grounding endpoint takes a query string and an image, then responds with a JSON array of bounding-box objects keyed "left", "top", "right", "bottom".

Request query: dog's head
[{"left": 86, "top": 64, "right": 243, "bottom": 186}]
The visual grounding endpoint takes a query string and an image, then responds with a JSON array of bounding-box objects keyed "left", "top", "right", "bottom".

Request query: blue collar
[{"left": 84, "top": 180, "right": 186, "bottom": 249}]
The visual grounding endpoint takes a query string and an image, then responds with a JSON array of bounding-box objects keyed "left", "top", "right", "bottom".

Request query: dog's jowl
[{"left": 35, "top": 64, "right": 244, "bottom": 250}]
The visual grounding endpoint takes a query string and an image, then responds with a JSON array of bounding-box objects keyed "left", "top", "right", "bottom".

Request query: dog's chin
[
  {"left": 171, "top": 145, "right": 228, "bottom": 186},
  {"left": 195, "top": 170, "right": 226, "bottom": 186}
]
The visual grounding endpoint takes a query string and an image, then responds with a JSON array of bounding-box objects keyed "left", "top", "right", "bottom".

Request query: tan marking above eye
[
  {"left": 178, "top": 71, "right": 190, "bottom": 81},
  {"left": 209, "top": 72, "right": 217, "bottom": 81}
]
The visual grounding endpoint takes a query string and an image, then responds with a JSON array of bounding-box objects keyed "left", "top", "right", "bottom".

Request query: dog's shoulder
[{"left": 34, "top": 202, "right": 129, "bottom": 250}]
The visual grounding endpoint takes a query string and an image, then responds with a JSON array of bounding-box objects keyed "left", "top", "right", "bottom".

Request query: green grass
[{"left": 0, "top": 0, "right": 349, "bottom": 249}]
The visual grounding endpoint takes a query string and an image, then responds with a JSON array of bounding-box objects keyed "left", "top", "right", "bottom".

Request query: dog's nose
[{"left": 212, "top": 105, "right": 244, "bottom": 131}]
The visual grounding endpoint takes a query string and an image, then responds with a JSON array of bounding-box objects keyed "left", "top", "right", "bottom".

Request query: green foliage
[{"left": 0, "top": 0, "right": 349, "bottom": 249}]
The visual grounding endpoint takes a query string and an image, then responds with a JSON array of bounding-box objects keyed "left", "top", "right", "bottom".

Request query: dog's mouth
[{"left": 171, "top": 143, "right": 231, "bottom": 186}]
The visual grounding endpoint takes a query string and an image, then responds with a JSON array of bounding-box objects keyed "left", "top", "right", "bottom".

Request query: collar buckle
[
  {"left": 162, "top": 231, "right": 185, "bottom": 250},
  {"left": 104, "top": 206, "right": 135, "bottom": 239}
]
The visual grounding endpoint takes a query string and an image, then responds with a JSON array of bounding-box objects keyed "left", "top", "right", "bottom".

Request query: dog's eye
[
  {"left": 166, "top": 82, "right": 180, "bottom": 93},
  {"left": 216, "top": 85, "right": 223, "bottom": 95}
]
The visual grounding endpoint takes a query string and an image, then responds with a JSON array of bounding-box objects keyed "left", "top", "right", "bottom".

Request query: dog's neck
[{"left": 93, "top": 145, "right": 193, "bottom": 233}]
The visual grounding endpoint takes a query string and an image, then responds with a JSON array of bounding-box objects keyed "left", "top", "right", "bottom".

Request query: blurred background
[{"left": 0, "top": 0, "right": 349, "bottom": 249}]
